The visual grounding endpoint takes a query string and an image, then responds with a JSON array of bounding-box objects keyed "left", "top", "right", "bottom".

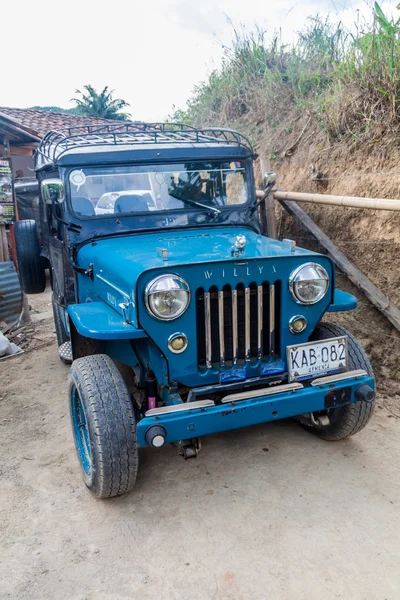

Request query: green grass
[{"left": 171, "top": 3, "right": 400, "bottom": 144}]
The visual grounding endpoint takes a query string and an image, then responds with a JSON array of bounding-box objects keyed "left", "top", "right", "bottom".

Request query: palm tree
[{"left": 72, "top": 85, "right": 131, "bottom": 120}]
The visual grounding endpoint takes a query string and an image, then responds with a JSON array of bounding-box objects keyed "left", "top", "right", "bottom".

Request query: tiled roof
[{"left": 0, "top": 107, "right": 117, "bottom": 142}]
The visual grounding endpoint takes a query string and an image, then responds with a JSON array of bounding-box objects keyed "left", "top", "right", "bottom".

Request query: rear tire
[
  {"left": 304, "top": 323, "right": 375, "bottom": 441},
  {"left": 68, "top": 354, "right": 138, "bottom": 498},
  {"left": 15, "top": 220, "right": 46, "bottom": 294}
]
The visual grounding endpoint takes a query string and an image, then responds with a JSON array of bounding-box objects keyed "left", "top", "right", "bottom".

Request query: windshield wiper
[
  {"left": 248, "top": 181, "right": 275, "bottom": 214},
  {"left": 168, "top": 192, "right": 221, "bottom": 215}
]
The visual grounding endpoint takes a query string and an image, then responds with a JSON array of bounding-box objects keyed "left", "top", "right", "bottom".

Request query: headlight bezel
[
  {"left": 289, "top": 262, "right": 329, "bottom": 305},
  {"left": 144, "top": 274, "right": 190, "bottom": 321}
]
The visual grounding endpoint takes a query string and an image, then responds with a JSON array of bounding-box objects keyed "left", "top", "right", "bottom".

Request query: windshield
[{"left": 68, "top": 161, "right": 250, "bottom": 219}]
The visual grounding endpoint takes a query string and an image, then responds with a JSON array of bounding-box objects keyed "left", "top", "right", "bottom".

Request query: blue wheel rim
[{"left": 71, "top": 386, "right": 92, "bottom": 475}]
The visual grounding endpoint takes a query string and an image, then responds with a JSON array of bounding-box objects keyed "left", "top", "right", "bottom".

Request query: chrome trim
[
  {"left": 310, "top": 369, "right": 367, "bottom": 386},
  {"left": 289, "top": 262, "right": 329, "bottom": 305},
  {"left": 231, "top": 235, "right": 247, "bottom": 257},
  {"left": 245, "top": 287, "right": 251, "bottom": 361},
  {"left": 289, "top": 314, "right": 307, "bottom": 334},
  {"left": 167, "top": 332, "right": 188, "bottom": 354},
  {"left": 145, "top": 399, "right": 215, "bottom": 417},
  {"left": 41, "top": 178, "right": 65, "bottom": 204},
  {"left": 232, "top": 289, "right": 238, "bottom": 365},
  {"left": 218, "top": 290, "right": 225, "bottom": 366},
  {"left": 257, "top": 285, "right": 263, "bottom": 359},
  {"left": 204, "top": 292, "right": 212, "bottom": 368},
  {"left": 144, "top": 273, "right": 190, "bottom": 321},
  {"left": 187, "top": 374, "right": 281, "bottom": 402},
  {"left": 118, "top": 302, "right": 130, "bottom": 324},
  {"left": 96, "top": 274, "right": 130, "bottom": 300},
  {"left": 222, "top": 382, "right": 303, "bottom": 404},
  {"left": 269, "top": 284, "right": 275, "bottom": 356}
]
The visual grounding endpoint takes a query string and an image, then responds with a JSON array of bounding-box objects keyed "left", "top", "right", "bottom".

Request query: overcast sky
[{"left": 2, "top": 0, "right": 399, "bottom": 120}]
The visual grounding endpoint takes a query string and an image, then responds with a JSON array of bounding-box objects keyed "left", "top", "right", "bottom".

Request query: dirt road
[{"left": 1, "top": 291, "right": 399, "bottom": 600}]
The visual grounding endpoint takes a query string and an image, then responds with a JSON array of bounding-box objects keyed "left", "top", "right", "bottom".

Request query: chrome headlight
[
  {"left": 145, "top": 274, "right": 190, "bottom": 320},
  {"left": 289, "top": 263, "right": 329, "bottom": 305}
]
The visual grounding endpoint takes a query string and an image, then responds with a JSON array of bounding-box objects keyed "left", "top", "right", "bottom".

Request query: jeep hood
[
  {"left": 77, "top": 226, "right": 314, "bottom": 288},
  {"left": 75, "top": 226, "right": 335, "bottom": 335}
]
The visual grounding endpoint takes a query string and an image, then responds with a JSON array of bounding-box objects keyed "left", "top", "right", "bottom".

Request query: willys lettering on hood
[{"left": 77, "top": 226, "right": 316, "bottom": 293}]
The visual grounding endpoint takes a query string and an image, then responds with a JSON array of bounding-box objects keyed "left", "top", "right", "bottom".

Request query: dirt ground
[{"left": 1, "top": 289, "right": 400, "bottom": 600}]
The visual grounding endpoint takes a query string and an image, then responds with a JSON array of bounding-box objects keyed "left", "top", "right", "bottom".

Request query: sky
[{"left": 2, "top": 0, "right": 399, "bottom": 120}]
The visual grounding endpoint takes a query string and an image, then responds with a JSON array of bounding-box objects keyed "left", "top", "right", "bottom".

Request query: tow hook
[
  {"left": 176, "top": 438, "right": 202, "bottom": 459},
  {"left": 310, "top": 413, "right": 330, "bottom": 427},
  {"left": 296, "top": 413, "right": 330, "bottom": 427}
]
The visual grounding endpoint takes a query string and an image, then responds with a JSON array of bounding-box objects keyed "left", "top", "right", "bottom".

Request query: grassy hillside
[{"left": 173, "top": 3, "right": 400, "bottom": 151}]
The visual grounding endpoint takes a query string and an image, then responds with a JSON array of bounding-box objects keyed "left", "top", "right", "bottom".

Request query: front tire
[
  {"left": 305, "top": 323, "right": 375, "bottom": 441},
  {"left": 68, "top": 354, "right": 138, "bottom": 498}
]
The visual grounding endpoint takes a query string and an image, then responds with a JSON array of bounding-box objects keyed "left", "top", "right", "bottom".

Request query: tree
[
  {"left": 71, "top": 85, "right": 131, "bottom": 120},
  {"left": 30, "top": 106, "right": 79, "bottom": 115}
]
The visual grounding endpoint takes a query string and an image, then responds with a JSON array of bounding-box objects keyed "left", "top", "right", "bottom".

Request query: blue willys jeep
[{"left": 15, "top": 123, "right": 375, "bottom": 497}]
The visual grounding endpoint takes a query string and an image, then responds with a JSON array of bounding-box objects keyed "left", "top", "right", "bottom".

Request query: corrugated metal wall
[{"left": 0, "top": 261, "right": 22, "bottom": 325}]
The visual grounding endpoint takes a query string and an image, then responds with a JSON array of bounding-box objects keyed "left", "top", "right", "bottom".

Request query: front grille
[{"left": 196, "top": 282, "right": 280, "bottom": 369}]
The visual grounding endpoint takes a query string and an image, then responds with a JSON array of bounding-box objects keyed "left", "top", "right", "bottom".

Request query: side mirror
[
  {"left": 263, "top": 172, "right": 276, "bottom": 191},
  {"left": 41, "top": 178, "right": 65, "bottom": 205}
]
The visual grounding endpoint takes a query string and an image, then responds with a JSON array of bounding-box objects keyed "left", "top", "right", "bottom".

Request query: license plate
[{"left": 287, "top": 336, "right": 348, "bottom": 382}]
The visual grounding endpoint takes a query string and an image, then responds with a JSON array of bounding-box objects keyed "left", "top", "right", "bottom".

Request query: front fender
[
  {"left": 67, "top": 302, "right": 147, "bottom": 340},
  {"left": 328, "top": 289, "right": 357, "bottom": 313}
]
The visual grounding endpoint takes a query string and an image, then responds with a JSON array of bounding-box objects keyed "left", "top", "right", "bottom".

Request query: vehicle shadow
[{"left": 111, "top": 416, "right": 361, "bottom": 507}]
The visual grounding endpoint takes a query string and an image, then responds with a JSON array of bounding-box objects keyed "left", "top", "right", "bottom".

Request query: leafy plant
[{"left": 72, "top": 85, "right": 131, "bottom": 120}]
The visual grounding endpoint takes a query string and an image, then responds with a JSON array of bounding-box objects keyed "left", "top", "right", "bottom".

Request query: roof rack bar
[{"left": 34, "top": 122, "right": 254, "bottom": 168}]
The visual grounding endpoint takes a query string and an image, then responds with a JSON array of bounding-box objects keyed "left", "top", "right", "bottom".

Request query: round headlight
[
  {"left": 289, "top": 263, "right": 329, "bottom": 305},
  {"left": 145, "top": 274, "right": 190, "bottom": 320}
]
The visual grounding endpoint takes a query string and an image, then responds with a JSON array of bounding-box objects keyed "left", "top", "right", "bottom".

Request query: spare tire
[{"left": 15, "top": 220, "right": 46, "bottom": 294}]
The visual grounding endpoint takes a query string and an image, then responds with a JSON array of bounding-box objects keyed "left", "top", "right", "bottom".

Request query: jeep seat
[
  {"left": 73, "top": 196, "right": 95, "bottom": 216},
  {"left": 115, "top": 194, "right": 149, "bottom": 214}
]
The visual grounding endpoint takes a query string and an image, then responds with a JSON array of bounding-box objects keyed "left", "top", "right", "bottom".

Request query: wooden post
[
  {"left": 259, "top": 157, "right": 277, "bottom": 239},
  {"left": 266, "top": 193, "right": 277, "bottom": 239},
  {"left": 278, "top": 199, "right": 400, "bottom": 333},
  {"left": 0, "top": 225, "right": 9, "bottom": 261}
]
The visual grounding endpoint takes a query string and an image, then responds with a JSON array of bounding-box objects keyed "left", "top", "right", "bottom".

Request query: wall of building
[{"left": 11, "top": 154, "right": 35, "bottom": 178}]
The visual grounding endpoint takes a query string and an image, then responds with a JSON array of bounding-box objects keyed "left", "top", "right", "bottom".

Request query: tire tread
[
  {"left": 308, "top": 323, "right": 375, "bottom": 441},
  {"left": 68, "top": 354, "right": 138, "bottom": 498}
]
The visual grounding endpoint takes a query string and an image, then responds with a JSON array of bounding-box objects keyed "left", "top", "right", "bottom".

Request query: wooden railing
[{"left": 256, "top": 188, "right": 400, "bottom": 332}]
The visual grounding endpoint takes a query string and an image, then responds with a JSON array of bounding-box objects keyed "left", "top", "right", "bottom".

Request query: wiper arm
[
  {"left": 168, "top": 192, "right": 221, "bottom": 215},
  {"left": 248, "top": 181, "right": 275, "bottom": 214}
]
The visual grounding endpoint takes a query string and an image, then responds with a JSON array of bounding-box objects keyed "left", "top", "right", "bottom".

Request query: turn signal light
[
  {"left": 168, "top": 333, "right": 188, "bottom": 353},
  {"left": 289, "top": 315, "right": 307, "bottom": 334}
]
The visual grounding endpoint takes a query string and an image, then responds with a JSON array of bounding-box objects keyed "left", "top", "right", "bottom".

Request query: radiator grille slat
[
  {"left": 196, "top": 281, "right": 280, "bottom": 369},
  {"left": 269, "top": 283, "right": 276, "bottom": 357},
  {"left": 232, "top": 289, "right": 238, "bottom": 365},
  {"left": 218, "top": 290, "right": 225, "bottom": 366},
  {"left": 204, "top": 291, "right": 212, "bottom": 368}
]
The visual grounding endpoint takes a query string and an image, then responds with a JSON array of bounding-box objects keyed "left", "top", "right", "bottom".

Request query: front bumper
[{"left": 136, "top": 370, "right": 375, "bottom": 447}]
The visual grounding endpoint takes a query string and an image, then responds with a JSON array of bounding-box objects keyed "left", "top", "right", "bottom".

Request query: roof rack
[{"left": 34, "top": 122, "right": 254, "bottom": 167}]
